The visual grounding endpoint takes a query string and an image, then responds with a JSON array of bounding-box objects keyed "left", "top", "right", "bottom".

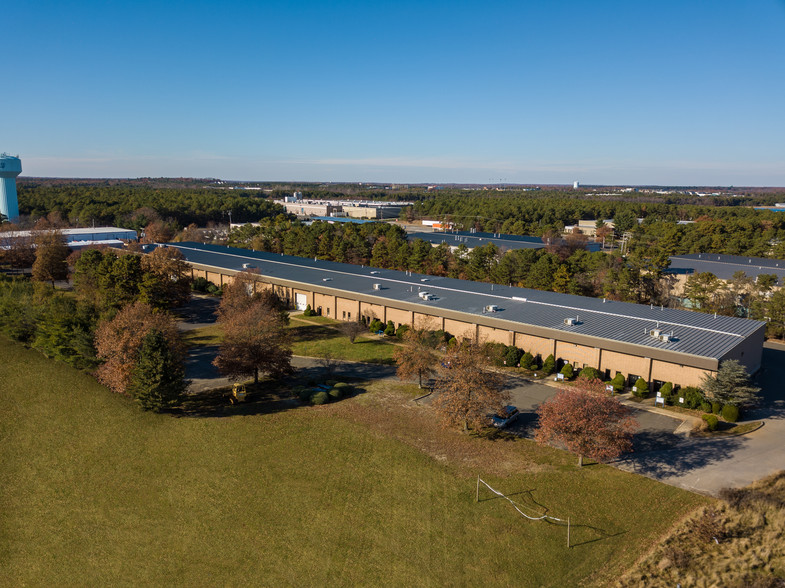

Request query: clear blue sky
[{"left": 3, "top": 1, "right": 785, "bottom": 185}]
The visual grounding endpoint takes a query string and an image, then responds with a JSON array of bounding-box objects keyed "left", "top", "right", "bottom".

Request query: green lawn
[{"left": 0, "top": 337, "right": 708, "bottom": 586}]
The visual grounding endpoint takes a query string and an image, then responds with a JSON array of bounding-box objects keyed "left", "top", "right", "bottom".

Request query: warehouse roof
[
  {"left": 171, "top": 242, "right": 763, "bottom": 362},
  {"left": 406, "top": 231, "right": 546, "bottom": 251},
  {"left": 669, "top": 253, "right": 785, "bottom": 282}
]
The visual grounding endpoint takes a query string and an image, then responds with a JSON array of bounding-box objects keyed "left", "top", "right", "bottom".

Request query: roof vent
[
  {"left": 322, "top": 277, "right": 332, "bottom": 282},
  {"left": 372, "top": 283, "right": 382, "bottom": 290},
  {"left": 420, "top": 278, "right": 429, "bottom": 282},
  {"left": 512, "top": 296, "right": 527, "bottom": 302},
  {"left": 370, "top": 270, "right": 380, "bottom": 275}
]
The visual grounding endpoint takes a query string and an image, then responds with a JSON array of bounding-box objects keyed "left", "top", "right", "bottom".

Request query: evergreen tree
[
  {"left": 701, "top": 359, "right": 760, "bottom": 407},
  {"left": 128, "top": 329, "right": 189, "bottom": 412}
]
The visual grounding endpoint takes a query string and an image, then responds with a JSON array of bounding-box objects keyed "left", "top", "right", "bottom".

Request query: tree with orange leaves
[{"left": 535, "top": 377, "right": 637, "bottom": 466}]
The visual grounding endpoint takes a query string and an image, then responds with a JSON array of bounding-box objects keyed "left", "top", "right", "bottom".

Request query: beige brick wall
[
  {"left": 514, "top": 333, "right": 554, "bottom": 359},
  {"left": 386, "top": 307, "right": 414, "bottom": 327},
  {"left": 599, "top": 350, "right": 651, "bottom": 380},
  {"left": 478, "top": 325, "right": 513, "bottom": 345},
  {"left": 650, "top": 360, "right": 712, "bottom": 388},
  {"left": 336, "top": 297, "right": 360, "bottom": 321},
  {"left": 312, "top": 292, "right": 334, "bottom": 317},
  {"left": 414, "top": 312, "right": 442, "bottom": 330},
  {"left": 556, "top": 341, "right": 601, "bottom": 369},
  {"left": 359, "top": 302, "right": 386, "bottom": 323},
  {"left": 444, "top": 318, "right": 476, "bottom": 340}
]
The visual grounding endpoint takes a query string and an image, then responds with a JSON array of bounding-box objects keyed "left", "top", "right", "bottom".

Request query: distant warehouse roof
[
  {"left": 0, "top": 226, "right": 137, "bottom": 243},
  {"left": 407, "top": 231, "right": 547, "bottom": 251},
  {"left": 669, "top": 253, "right": 785, "bottom": 282},
  {"left": 170, "top": 242, "right": 763, "bottom": 365}
]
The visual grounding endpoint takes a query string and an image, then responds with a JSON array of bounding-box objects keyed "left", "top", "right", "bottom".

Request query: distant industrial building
[
  {"left": 407, "top": 231, "right": 546, "bottom": 252},
  {"left": 0, "top": 153, "right": 22, "bottom": 222},
  {"left": 668, "top": 253, "right": 785, "bottom": 283},
  {"left": 277, "top": 193, "right": 407, "bottom": 220},
  {"left": 169, "top": 242, "right": 765, "bottom": 388},
  {"left": 0, "top": 227, "right": 137, "bottom": 250}
]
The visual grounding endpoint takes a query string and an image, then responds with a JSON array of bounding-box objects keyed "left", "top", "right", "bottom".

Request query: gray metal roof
[
  {"left": 406, "top": 231, "right": 545, "bottom": 251},
  {"left": 171, "top": 242, "right": 764, "bottom": 362},
  {"left": 669, "top": 253, "right": 785, "bottom": 283}
]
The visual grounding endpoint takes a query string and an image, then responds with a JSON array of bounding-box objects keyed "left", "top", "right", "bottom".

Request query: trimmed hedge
[
  {"left": 311, "top": 391, "right": 330, "bottom": 405},
  {"left": 711, "top": 402, "right": 722, "bottom": 414},
  {"left": 722, "top": 404, "right": 740, "bottom": 423},
  {"left": 541, "top": 354, "right": 556, "bottom": 375},
  {"left": 610, "top": 372, "right": 626, "bottom": 393},
  {"left": 702, "top": 413, "right": 719, "bottom": 431},
  {"left": 579, "top": 367, "right": 600, "bottom": 380},
  {"left": 632, "top": 377, "right": 649, "bottom": 399},
  {"left": 560, "top": 364, "right": 574, "bottom": 380},
  {"left": 520, "top": 352, "right": 534, "bottom": 370}
]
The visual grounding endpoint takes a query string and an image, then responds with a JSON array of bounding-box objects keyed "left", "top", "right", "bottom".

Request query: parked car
[{"left": 490, "top": 405, "right": 520, "bottom": 428}]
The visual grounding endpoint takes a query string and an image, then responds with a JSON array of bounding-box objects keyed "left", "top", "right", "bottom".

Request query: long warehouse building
[{"left": 170, "top": 242, "right": 765, "bottom": 389}]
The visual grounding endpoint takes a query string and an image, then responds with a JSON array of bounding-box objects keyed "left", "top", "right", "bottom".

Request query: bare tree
[
  {"left": 339, "top": 320, "right": 366, "bottom": 344},
  {"left": 393, "top": 327, "right": 438, "bottom": 388},
  {"left": 432, "top": 341, "right": 508, "bottom": 432}
]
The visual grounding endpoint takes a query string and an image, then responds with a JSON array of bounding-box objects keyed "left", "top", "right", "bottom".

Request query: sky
[{"left": 2, "top": 1, "right": 785, "bottom": 186}]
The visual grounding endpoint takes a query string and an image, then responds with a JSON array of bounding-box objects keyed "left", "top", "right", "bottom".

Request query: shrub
[
  {"left": 579, "top": 366, "right": 600, "bottom": 380},
  {"left": 632, "top": 377, "right": 649, "bottom": 398},
  {"left": 191, "top": 277, "right": 210, "bottom": 292},
  {"left": 311, "top": 391, "right": 329, "bottom": 405},
  {"left": 711, "top": 401, "right": 722, "bottom": 414},
  {"left": 447, "top": 336, "right": 457, "bottom": 347},
  {"left": 504, "top": 345, "right": 523, "bottom": 367},
  {"left": 206, "top": 284, "right": 221, "bottom": 295},
  {"left": 303, "top": 304, "right": 314, "bottom": 317},
  {"left": 541, "top": 354, "right": 556, "bottom": 375},
  {"left": 659, "top": 382, "right": 674, "bottom": 403},
  {"left": 384, "top": 320, "right": 396, "bottom": 336},
  {"left": 682, "top": 386, "right": 704, "bottom": 409},
  {"left": 610, "top": 372, "right": 625, "bottom": 393},
  {"left": 702, "top": 413, "right": 719, "bottom": 431},
  {"left": 326, "top": 379, "right": 338, "bottom": 386},
  {"left": 297, "top": 387, "right": 312, "bottom": 403},
  {"left": 369, "top": 319, "right": 383, "bottom": 333},
  {"left": 560, "top": 363, "right": 574, "bottom": 380},
  {"left": 722, "top": 404, "right": 740, "bottom": 423},
  {"left": 700, "top": 401, "right": 712, "bottom": 413},
  {"left": 520, "top": 352, "right": 534, "bottom": 370},
  {"left": 396, "top": 324, "right": 409, "bottom": 339},
  {"left": 329, "top": 387, "right": 342, "bottom": 400}
]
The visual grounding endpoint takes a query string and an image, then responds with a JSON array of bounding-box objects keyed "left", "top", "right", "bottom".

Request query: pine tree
[
  {"left": 701, "top": 360, "right": 760, "bottom": 407},
  {"left": 128, "top": 329, "right": 189, "bottom": 412}
]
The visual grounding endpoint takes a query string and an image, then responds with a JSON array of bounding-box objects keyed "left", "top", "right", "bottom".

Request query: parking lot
[{"left": 502, "top": 375, "right": 685, "bottom": 452}]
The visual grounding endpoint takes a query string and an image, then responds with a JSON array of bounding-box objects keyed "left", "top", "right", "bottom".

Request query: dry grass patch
[{"left": 619, "top": 471, "right": 785, "bottom": 587}]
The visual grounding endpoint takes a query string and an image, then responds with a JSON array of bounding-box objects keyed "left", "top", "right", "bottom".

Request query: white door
[{"left": 295, "top": 293, "right": 307, "bottom": 311}]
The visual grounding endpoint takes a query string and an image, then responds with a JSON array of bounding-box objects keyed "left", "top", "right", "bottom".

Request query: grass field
[
  {"left": 0, "top": 337, "right": 709, "bottom": 586},
  {"left": 183, "top": 316, "right": 398, "bottom": 364}
]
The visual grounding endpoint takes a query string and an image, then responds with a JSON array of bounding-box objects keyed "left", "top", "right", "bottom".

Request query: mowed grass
[
  {"left": 0, "top": 337, "right": 708, "bottom": 587},
  {"left": 182, "top": 317, "right": 397, "bottom": 364}
]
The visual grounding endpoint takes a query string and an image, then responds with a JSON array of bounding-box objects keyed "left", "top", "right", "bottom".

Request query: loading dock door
[{"left": 295, "top": 293, "right": 308, "bottom": 311}]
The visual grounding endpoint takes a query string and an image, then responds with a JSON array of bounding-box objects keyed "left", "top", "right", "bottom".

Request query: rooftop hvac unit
[
  {"left": 242, "top": 263, "right": 254, "bottom": 269},
  {"left": 372, "top": 283, "right": 382, "bottom": 290},
  {"left": 418, "top": 291, "right": 431, "bottom": 300},
  {"left": 485, "top": 304, "right": 498, "bottom": 313},
  {"left": 659, "top": 333, "right": 672, "bottom": 342},
  {"left": 420, "top": 278, "right": 429, "bottom": 282},
  {"left": 564, "top": 317, "right": 577, "bottom": 326},
  {"left": 322, "top": 277, "right": 332, "bottom": 282},
  {"left": 370, "top": 271, "right": 379, "bottom": 275},
  {"left": 649, "top": 328, "right": 661, "bottom": 338}
]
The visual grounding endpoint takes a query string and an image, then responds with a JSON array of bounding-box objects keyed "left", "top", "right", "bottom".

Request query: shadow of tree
[
  {"left": 289, "top": 324, "right": 340, "bottom": 343},
  {"left": 615, "top": 435, "right": 748, "bottom": 478}
]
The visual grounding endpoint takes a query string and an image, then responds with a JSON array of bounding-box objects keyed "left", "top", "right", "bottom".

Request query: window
[
  {"left": 347, "top": 312, "right": 351, "bottom": 319},
  {"left": 326, "top": 308, "right": 330, "bottom": 316},
  {"left": 342, "top": 311, "right": 346, "bottom": 319}
]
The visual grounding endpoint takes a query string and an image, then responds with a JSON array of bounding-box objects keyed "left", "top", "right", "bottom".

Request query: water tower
[{"left": 0, "top": 153, "right": 21, "bottom": 222}]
